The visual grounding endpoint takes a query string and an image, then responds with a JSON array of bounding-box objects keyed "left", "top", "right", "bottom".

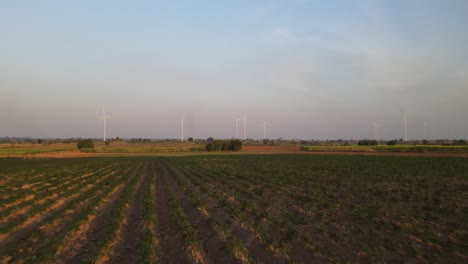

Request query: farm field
[
  {"left": 3, "top": 142, "right": 468, "bottom": 159},
  {"left": 301, "top": 144, "right": 468, "bottom": 153},
  {"left": 0, "top": 154, "right": 467, "bottom": 263},
  {"left": 0, "top": 142, "right": 203, "bottom": 158}
]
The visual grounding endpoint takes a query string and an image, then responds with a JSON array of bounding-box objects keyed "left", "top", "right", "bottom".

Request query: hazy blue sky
[{"left": 1, "top": 0, "right": 467, "bottom": 140}]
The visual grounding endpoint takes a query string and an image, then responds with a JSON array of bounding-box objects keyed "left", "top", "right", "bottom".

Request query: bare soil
[
  {"left": 162, "top": 163, "right": 238, "bottom": 264},
  {"left": 167, "top": 162, "right": 287, "bottom": 264},
  {"left": 154, "top": 163, "right": 189, "bottom": 264},
  {"left": 107, "top": 171, "right": 148, "bottom": 263}
]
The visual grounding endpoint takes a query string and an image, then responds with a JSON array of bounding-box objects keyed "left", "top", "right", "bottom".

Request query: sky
[{"left": 1, "top": 0, "right": 467, "bottom": 140}]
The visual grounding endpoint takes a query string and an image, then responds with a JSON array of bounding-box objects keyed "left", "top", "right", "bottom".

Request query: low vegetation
[
  {"left": 0, "top": 154, "right": 466, "bottom": 263},
  {"left": 205, "top": 139, "right": 242, "bottom": 151},
  {"left": 77, "top": 139, "right": 94, "bottom": 149},
  {"left": 301, "top": 144, "right": 468, "bottom": 153}
]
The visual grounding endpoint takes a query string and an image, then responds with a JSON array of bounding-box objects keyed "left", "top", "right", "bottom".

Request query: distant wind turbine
[
  {"left": 404, "top": 112, "right": 408, "bottom": 141},
  {"left": 263, "top": 122, "right": 271, "bottom": 140},
  {"left": 101, "top": 108, "right": 111, "bottom": 142},
  {"left": 423, "top": 121, "right": 427, "bottom": 140},
  {"left": 242, "top": 115, "right": 246, "bottom": 140},
  {"left": 373, "top": 122, "right": 379, "bottom": 141},
  {"left": 234, "top": 118, "right": 241, "bottom": 139},
  {"left": 181, "top": 113, "right": 184, "bottom": 142}
]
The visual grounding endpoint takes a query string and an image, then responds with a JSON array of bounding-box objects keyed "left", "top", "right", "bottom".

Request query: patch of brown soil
[
  {"left": 106, "top": 171, "right": 148, "bottom": 264},
  {"left": 162, "top": 164, "right": 236, "bottom": 264},
  {"left": 64, "top": 163, "right": 146, "bottom": 263},
  {"left": 20, "top": 184, "right": 34, "bottom": 189},
  {"left": 28, "top": 151, "right": 96, "bottom": 158},
  {"left": 0, "top": 205, "right": 33, "bottom": 225},
  {"left": 0, "top": 167, "right": 118, "bottom": 245},
  {"left": 55, "top": 183, "right": 124, "bottom": 258},
  {"left": 165, "top": 161, "right": 286, "bottom": 264},
  {"left": 154, "top": 164, "right": 189, "bottom": 264},
  {"left": 1, "top": 194, "right": 35, "bottom": 212}
]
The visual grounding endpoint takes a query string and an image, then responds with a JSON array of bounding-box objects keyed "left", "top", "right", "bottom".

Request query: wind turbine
[
  {"left": 242, "top": 115, "right": 246, "bottom": 140},
  {"left": 263, "top": 122, "right": 271, "bottom": 140},
  {"left": 404, "top": 112, "right": 408, "bottom": 141},
  {"left": 373, "top": 122, "right": 379, "bottom": 141},
  {"left": 101, "top": 108, "right": 111, "bottom": 142},
  {"left": 423, "top": 121, "right": 427, "bottom": 140},
  {"left": 181, "top": 113, "right": 184, "bottom": 142},
  {"left": 234, "top": 118, "right": 241, "bottom": 139}
]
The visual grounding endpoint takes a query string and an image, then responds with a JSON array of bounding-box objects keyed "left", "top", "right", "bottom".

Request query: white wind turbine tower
[
  {"left": 423, "top": 121, "right": 427, "bottom": 139},
  {"left": 234, "top": 118, "right": 241, "bottom": 139},
  {"left": 263, "top": 121, "right": 271, "bottom": 140},
  {"left": 180, "top": 113, "right": 184, "bottom": 142},
  {"left": 404, "top": 112, "right": 408, "bottom": 141},
  {"left": 242, "top": 115, "right": 246, "bottom": 140},
  {"left": 101, "top": 108, "right": 111, "bottom": 142},
  {"left": 373, "top": 122, "right": 379, "bottom": 141}
]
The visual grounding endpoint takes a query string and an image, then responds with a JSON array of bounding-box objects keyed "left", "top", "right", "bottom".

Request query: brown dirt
[
  {"left": 27, "top": 151, "right": 95, "bottom": 158},
  {"left": 154, "top": 163, "right": 189, "bottom": 264},
  {"left": 20, "top": 184, "right": 34, "bottom": 189},
  {"left": 162, "top": 163, "right": 238, "bottom": 264},
  {"left": 1, "top": 194, "right": 35, "bottom": 213},
  {"left": 0, "top": 172, "right": 114, "bottom": 247},
  {"left": 6, "top": 166, "right": 128, "bottom": 263},
  {"left": 64, "top": 181, "right": 130, "bottom": 263},
  {"left": 165, "top": 162, "right": 286, "bottom": 264},
  {"left": 242, "top": 145, "right": 300, "bottom": 152},
  {"left": 55, "top": 183, "right": 125, "bottom": 259},
  {"left": 106, "top": 170, "right": 149, "bottom": 264}
]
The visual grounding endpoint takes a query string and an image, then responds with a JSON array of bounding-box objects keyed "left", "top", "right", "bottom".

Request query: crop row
[
  {"left": 162, "top": 155, "right": 468, "bottom": 263},
  {"left": 0, "top": 158, "right": 145, "bottom": 263}
]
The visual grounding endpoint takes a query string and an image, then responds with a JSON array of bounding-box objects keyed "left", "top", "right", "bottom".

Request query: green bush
[
  {"left": 205, "top": 139, "right": 242, "bottom": 152},
  {"left": 77, "top": 139, "right": 94, "bottom": 149},
  {"left": 358, "top": 140, "right": 378, "bottom": 146},
  {"left": 453, "top": 139, "right": 467, "bottom": 146}
]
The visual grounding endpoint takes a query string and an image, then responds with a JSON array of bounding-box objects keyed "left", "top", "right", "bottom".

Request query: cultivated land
[
  {"left": 2, "top": 142, "right": 468, "bottom": 158},
  {"left": 0, "top": 155, "right": 466, "bottom": 263}
]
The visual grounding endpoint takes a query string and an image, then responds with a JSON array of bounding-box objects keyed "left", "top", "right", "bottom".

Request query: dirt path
[
  {"left": 107, "top": 168, "right": 149, "bottom": 263},
  {"left": 154, "top": 162, "right": 188, "bottom": 264}
]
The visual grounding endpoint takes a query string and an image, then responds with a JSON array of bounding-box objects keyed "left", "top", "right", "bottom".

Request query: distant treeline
[{"left": 206, "top": 139, "right": 242, "bottom": 151}]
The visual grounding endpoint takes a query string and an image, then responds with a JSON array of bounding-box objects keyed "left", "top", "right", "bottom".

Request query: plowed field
[{"left": 1, "top": 155, "right": 466, "bottom": 263}]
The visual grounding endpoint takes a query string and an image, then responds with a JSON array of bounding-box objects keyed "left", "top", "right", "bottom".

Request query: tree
[
  {"left": 206, "top": 137, "right": 214, "bottom": 143},
  {"left": 206, "top": 139, "right": 242, "bottom": 152},
  {"left": 453, "top": 139, "right": 467, "bottom": 146},
  {"left": 358, "top": 140, "right": 377, "bottom": 146},
  {"left": 188, "top": 137, "right": 194, "bottom": 142},
  {"left": 230, "top": 139, "right": 242, "bottom": 151},
  {"left": 77, "top": 139, "right": 94, "bottom": 149}
]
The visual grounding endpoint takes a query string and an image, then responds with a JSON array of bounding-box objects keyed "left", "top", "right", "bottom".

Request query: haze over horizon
[{"left": 1, "top": 0, "right": 467, "bottom": 140}]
